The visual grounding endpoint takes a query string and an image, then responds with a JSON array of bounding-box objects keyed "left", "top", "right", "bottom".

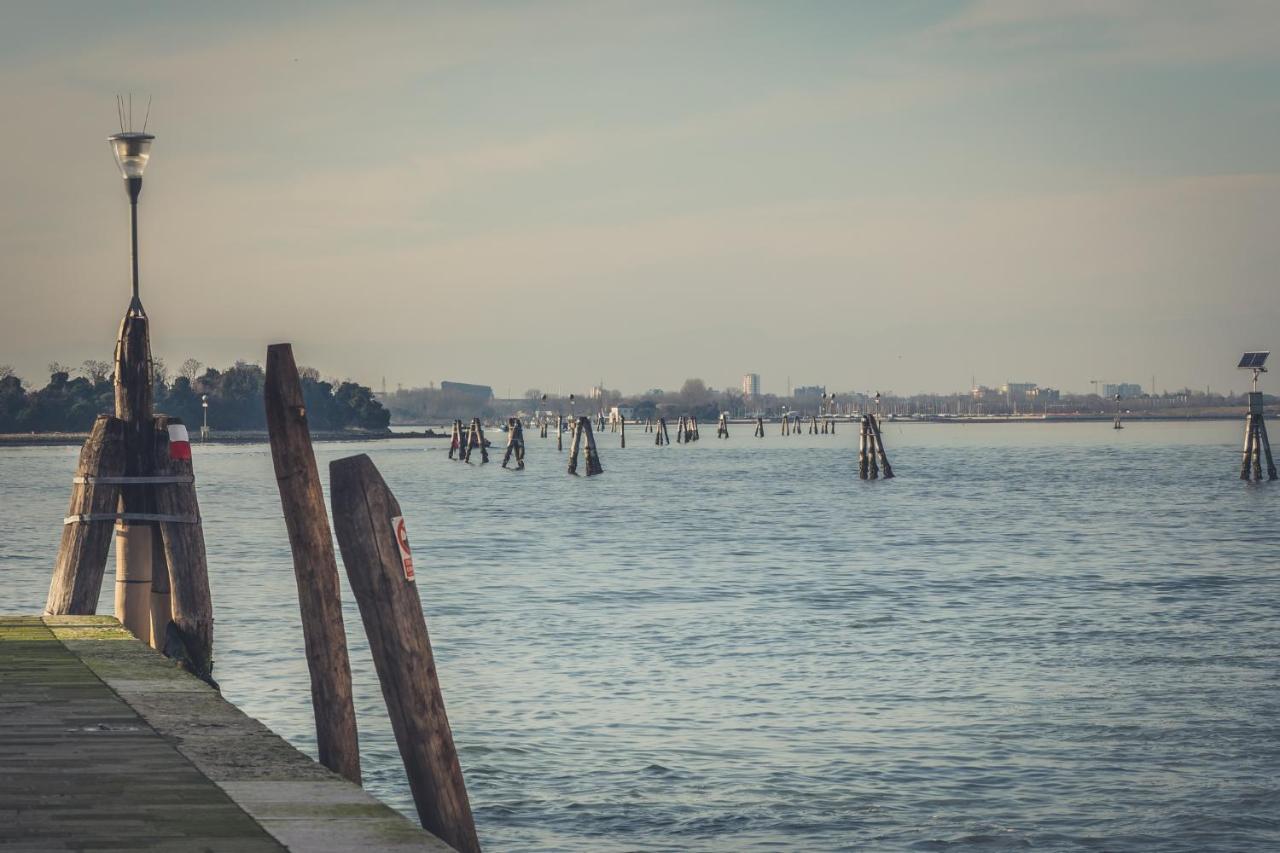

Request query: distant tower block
[{"left": 1237, "top": 352, "right": 1276, "bottom": 481}]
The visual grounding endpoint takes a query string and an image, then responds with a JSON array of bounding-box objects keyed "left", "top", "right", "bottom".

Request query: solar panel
[{"left": 1238, "top": 351, "right": 1270, "bottom": 369}]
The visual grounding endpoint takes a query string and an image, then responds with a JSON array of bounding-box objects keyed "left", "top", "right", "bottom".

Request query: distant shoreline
[{"left": 0, "top": 429, "right": 447, "bottom": 448}]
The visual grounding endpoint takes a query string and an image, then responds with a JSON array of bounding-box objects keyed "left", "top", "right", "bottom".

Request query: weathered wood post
[
  {"left": 717, "top": 413, "right": 729, "bottom": 438},
  {"left": 150, "top": 415, "right": 216, "bottom": 684},
  {"left": 557, "top": 415, "right": 563, "bottom": 452},
  {"left": 655, "top": 417, "right": 669, "bottom": 446},
  {"left": 858, "top": 417, "right": 869, "bottom": 479},
  {"left": 464, "top": 418, "right": 489, "bottom": 464},
  {"left": 329, "top": 455, "right": 480, "bottom": 853},
  {"left": 46, "top": 415, "right": 128, "bottom": 616},
  {"left": 781, "top": 414, "right": 789, "bottom": 436},
  {"left": 620, "top": 416, "right": 626, "bottom": 449},
  {"left": 448, "top": 420, "right": 463, "bottom": 460},
  {"left": 1240, "top": 392, "right": 1278, "bottom": 481},
  {"left": 868, "top": 413, "right": 895, "bottom": 479},
  {"left": 502, "top": 418, "right": 526, "bottom": 470},
  {"left": 754, "top": 416, "right": 764, "bottom": 438},
  {"left": 113, "top": 304, "right": 155, "bottom": 641},
  {"left": 264, "top": 343, "right": 362, "bottom": 782}
]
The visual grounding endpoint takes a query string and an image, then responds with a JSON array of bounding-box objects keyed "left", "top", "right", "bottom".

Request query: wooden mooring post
[
  {"left": 46, "top": 415, "right": 127, "bottom": 616},
  {"left": 113, "top": 303, "right": 156, "bottom": 642},
  {"left": 859, "top": 414, "right": 895, "bottom": 480},
  {"left": 464, "top": 418, "right": 489, "bottom": 464},
  {"left": 448, "top": 420, "right": 464, "bottom": 460},
  {"left": 655, "top": 417, "right": 670, "bottom": 446},
  {"left": 149, "top": 415, "right": 216, "bottom": 684},
  {"left": 329, "top": 455, "right": 481, "bottom": 853},
  {"left": 620, "top": 416, "right": 626, "bottom": 449},
  {"left": 717, "top": 413, "right": 729, "bottom": 438},
  {"left": 557, "top": 415, "right": 564, "bottom": 452},
  {"left": 567, "top": 416, "right": 604, "bottom": 475},
  {"left": 264, "top": 343, "right": 362, "bottom": 782},
  {"left": 754, "top": 416, "right": 764, "bottom": 438},
  {"left": 502, "top": 418, "right": 526, "bottom": 469},
  {"left": 1240, "top": 391, "right": 1278, "bottom": 481}
]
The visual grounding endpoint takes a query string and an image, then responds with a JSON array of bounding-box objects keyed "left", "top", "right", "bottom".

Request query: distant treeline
[{"left": 0, "top": 359, "right": 389, "bottom": 434}]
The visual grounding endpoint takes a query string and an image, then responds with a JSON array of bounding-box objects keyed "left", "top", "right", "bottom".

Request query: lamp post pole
[
  {"left": 201, "top": 394, "right": 209, "bottom": 441},
  {"left": 108, "top": 127, "right": 158, "bottom": 644}
]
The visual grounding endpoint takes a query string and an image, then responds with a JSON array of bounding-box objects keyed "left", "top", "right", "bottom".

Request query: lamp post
[
  {"left": 107, "top": 131, "right": 155, "bottom": 312},
  {"left": 201, "top": 394, "right": 209, "bottom": 441}
]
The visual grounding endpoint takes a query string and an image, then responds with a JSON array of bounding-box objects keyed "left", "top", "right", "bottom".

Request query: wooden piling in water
[
  {"left": 655, "top": 417, "right": 670, "bottom": 446},
  {"left": 1240, "top": 392, "right": 1278, "bottom": 481},
  {"left": 502, "top": 418, "right": 526, "bottom": 469},
  {"left": 464, "top": 418, "right": 489, "bottom": 464},
  {"left": 263, "top": 343, "right": 362, "bottom": 782},
  {"left": 567, "top": 416, "right": 603, "bottom": 475},
  {"left": 858, "top": 414, "right": 894, "bottom": 480},
  {"left": 754, "top": 416, "right": 764, "bottom": 438},
  {"left": 620, "top": 417, "right": 626, "bottom": 449},
  {"left": 557, "top": 415, "right": 563, "bottom": 452},
  {"left": 329, "top": 455, "right": 480, "bottom": 853},
  {"left": 46, "top": 416, "right": 128, "bottom": 616},
  {"left": 717, "top": 413, "right": 729, "bottom": 438}
]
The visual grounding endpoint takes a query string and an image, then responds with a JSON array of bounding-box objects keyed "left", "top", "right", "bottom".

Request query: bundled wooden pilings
[
  {"left": 567, "top": 416, "right": 604, "bottom": 475},
  {"left": 754, "top": 417, "right": 764, "bottom": 438},
  {"left": 329, "top": 455, "right": 481, "bottom": 853},
  {"left": 717, "top": 413, "right": 729, "bottom": 438},
  {"left": 781, "top": 414, "right": 790, "bottom": 436},
  {"left": 502, "top": 418, "right": 526, "bottom": 469},
  {"left": 1240, "top": 392, "right": 1278, "bottom": 481},
  {"left": 448, "top": 420, "right": 464, "bottom": 460},
  {"left": 858, "top": 414, "right": 895, "bottom": 480},
  {"left": 655, "top": 417, "right": 670, "bottom": 446},
  {"left": 46, "top": 415, "right": 127, "bottom": 615},
  {"left": 264, "top": 343, "right": 362, "bottom": 782},
  {"left": 676, "top": 416, "right": 699, "bottom": 443},
  {"left": 464, "top": 418, "right": 489, "bottom": 464}
]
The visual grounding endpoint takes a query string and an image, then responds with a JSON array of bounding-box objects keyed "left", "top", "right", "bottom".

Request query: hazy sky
[{"left": 3, "top": 1, "right": 1279, "bottom": 396}]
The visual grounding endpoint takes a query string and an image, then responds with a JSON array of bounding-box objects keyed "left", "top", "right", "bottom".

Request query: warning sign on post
[{"left": 391, "top": 516, "right": 415, "bottom": 581}]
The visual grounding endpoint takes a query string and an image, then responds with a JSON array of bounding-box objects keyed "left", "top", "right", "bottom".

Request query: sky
[{"left": 2, "top": 0, "right": 1279, "bottom": 397}]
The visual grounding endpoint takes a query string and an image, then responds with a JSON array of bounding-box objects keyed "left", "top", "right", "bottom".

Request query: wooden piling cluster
[
  {"left": 717, "top": 413, "right": 729, "bottom": 439},
  {"left": 449, "top": 418, "right": 489, "bottom": 463},
  {"left": 502, "top": 418, "right": 526, "bottom": 470},
  {"left": 858, "top": 414, "right": 894, "bottom": 480},
  {"left": 754, "top": 417, "right": 765, "bottom": 438},
  {"left": 567, "top": 416, "right": 604, "bottom": 475},
  {"left": 46, "top": 302, "right": 214, "bottom": 685},
  {"left": 655, "top": 417, "right": 671, "bottom": 446},
  {"left": 1240, "top": 392, "right": 1278, "bottom": 481},
  {"left": 676, "top": 416, "right": 700, "bottom": 443}
]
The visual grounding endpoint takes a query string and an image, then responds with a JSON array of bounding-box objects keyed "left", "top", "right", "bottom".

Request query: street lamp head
[{"left": 108, "top": 132, "right": 154, "bottom": 180}]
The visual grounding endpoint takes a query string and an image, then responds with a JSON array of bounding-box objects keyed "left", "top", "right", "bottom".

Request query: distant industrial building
[
  {"left": 1103, "top": 383, "right": 1143, "bottom": 398},
  {"left": 742, "top": 373, "right": 760, "bottom": 398},
  {"left": 1001, "top": 382, "right": 1038, "bottom": 402},
  {"left": 440, "top": 381, "right": 494, "bottom": 400}
]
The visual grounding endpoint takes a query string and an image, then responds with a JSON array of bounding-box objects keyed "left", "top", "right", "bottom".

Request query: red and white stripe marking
[{"left": 168, "top": 424, "right": 192, "bottom": 460}]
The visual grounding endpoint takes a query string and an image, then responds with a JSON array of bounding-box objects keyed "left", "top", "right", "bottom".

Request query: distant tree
[
  {"left": 0, "top": 365, "right": 14, "bottom": 381},
  {"left": 47, "top": 362, "right": 70, "bottom": 377},
  {"left": 524, "top": 388, "right": 542, "bottom": 402},
  {"left": 179, "top": 358, "right": 203, "bottom": 383},
  {"left": 80, "top": 360, "right": 112, "bottom": 384}
]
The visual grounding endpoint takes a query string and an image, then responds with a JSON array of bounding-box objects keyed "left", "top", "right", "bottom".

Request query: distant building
[
  {"left": 1001, "top": 382, "right": 1038, "bottom": 402},
  {"left": 440, "top": 381, "right": 494, "bottom": 400},
  {"left": 742, "top": 373, "right": 760, "bottom": 398},
  {"left": 609, "top": 405, "right": 634, "bottom": 422},
  {"left": 794, "top": 385, "right": 825, "bottom": 398},
  {"left": 1028, "top": 386, "right": 1060, "bottom": 402},
  {"left": 1103, "top": 383, "right": 1143, "bottom": 399}
]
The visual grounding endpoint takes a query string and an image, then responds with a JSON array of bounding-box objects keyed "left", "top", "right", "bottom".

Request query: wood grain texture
[
  {"left": 330, "top": 454, "right": 480, "bottom": 853},
  {"left": 46, "top": 416, "right": 127, "bottom": 616},
  {"left": 264, "top": 343, "right": 362, "bottom": 783}
]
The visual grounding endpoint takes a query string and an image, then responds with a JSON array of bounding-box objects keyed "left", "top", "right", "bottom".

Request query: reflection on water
[{"left": 2, "top": 422, "right": 1278, "bottom": 851}]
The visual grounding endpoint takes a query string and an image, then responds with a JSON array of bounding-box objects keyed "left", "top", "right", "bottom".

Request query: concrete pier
[{"left": 0, "top": 615, "right": 451, "bottom": 852}]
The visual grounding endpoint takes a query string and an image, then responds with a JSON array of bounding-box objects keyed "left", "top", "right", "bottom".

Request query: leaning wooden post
[
  {"left": 578, "top": 416, "right": 604, "bottom": 475},
  {"left": 869, "top": 414, "right": 894, "bottom": 479},
  {"left": 150, "top": 415, "right": 217, "bottom": 685},
  {"left": 502, "top": 418, "right": 526, "bottom": 470},
  {"left": 329, "top": 456, "right": 480, "bottom": 853},
  {"left": 46, "top": 415, "right": 127, "bottom": 615},
  {"left": 264, "top": 343, "right": 362, "bottom": 783},
  {"left": 858, "top": 417, "right": 869, "bottom": 479}
]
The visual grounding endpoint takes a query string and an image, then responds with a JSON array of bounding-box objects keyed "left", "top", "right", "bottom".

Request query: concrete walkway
[{"left": 0, "top": 615, "right": 451, "bottom": 852}]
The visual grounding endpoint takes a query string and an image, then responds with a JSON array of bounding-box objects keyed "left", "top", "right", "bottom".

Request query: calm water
[{"left": 3, "top": 422, "right": 1278, "bottom": 851}]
